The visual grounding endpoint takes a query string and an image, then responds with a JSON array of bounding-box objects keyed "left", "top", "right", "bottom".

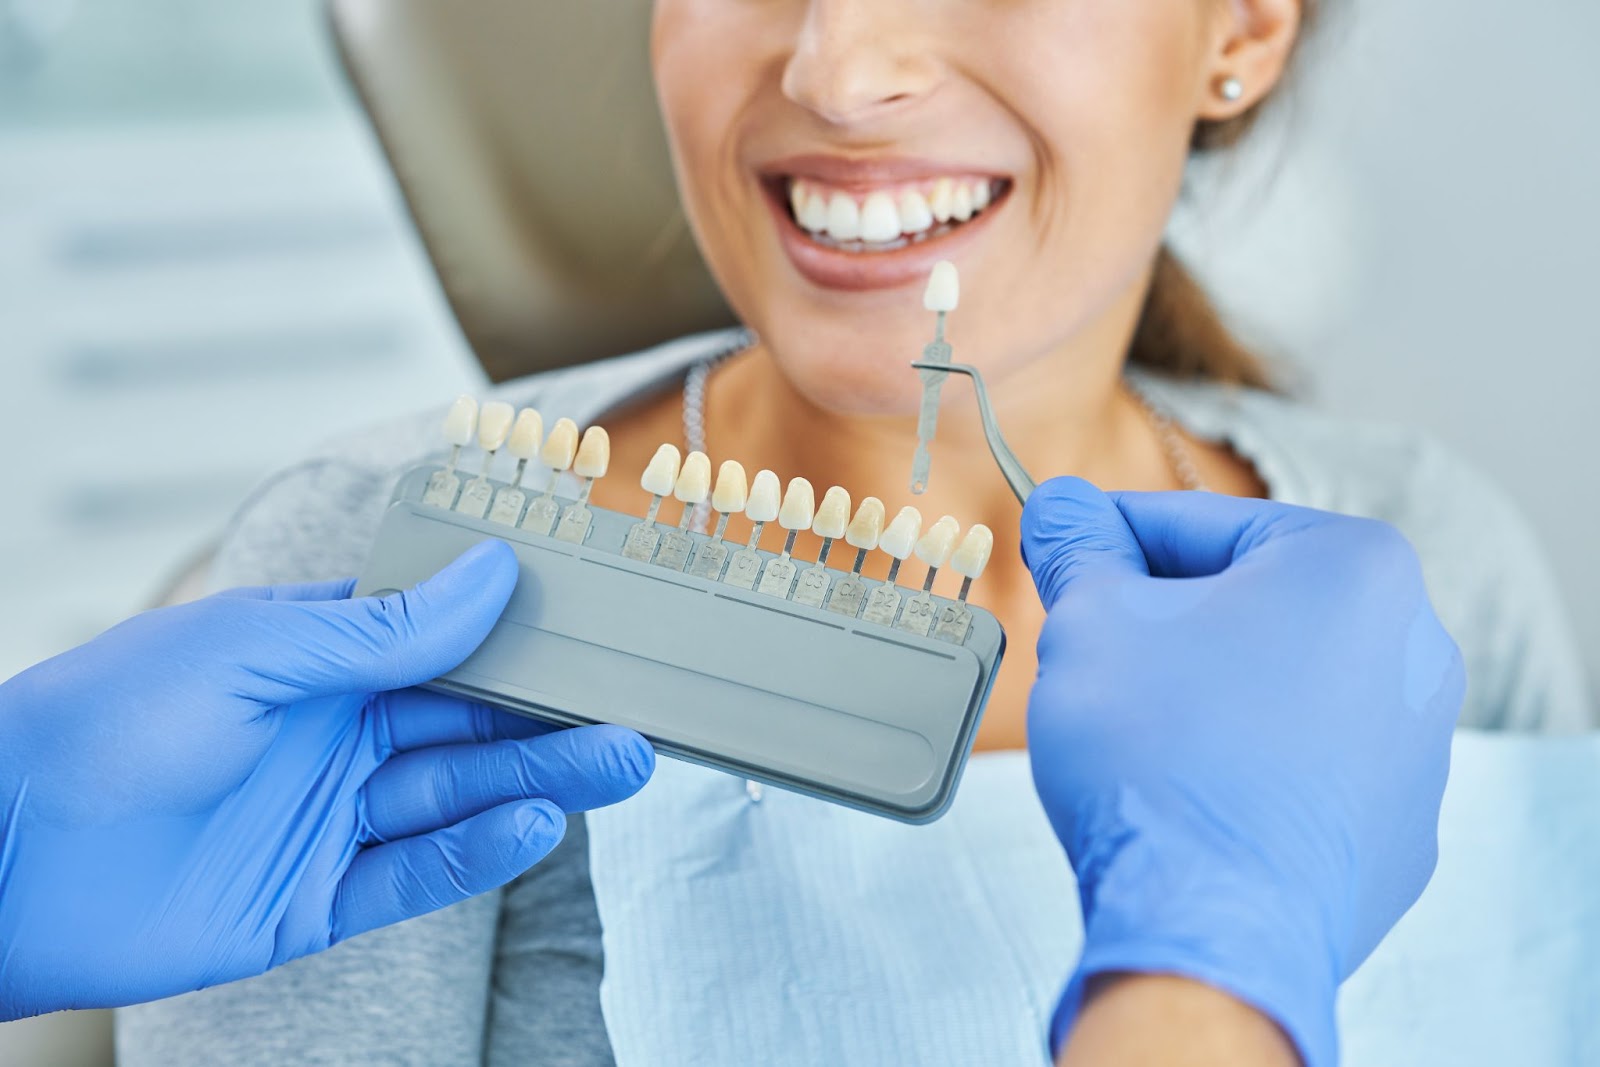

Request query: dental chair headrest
[{"left": 329, "top": 0, "right": 735, "bottom": 382}]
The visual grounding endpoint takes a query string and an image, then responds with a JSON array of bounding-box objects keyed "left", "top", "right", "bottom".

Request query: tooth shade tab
[
  {"left": 541, "top": 418, "right": 580, "bottom": 470},
  {"left": 476, "top": 401, "right": 515, "bottom": 452},
  {"left": 745, "top": 469, "right": 782, "bottom": 523},
  {"left": 951, "top": 524, "right": 994, "bottom": 580},
  {"left": 674, "top": 451, "right": 712, "bottom": 504},
  {"left": 924, "top": 260, "right": 960, "bottom": 312},
  {"left": 915, "top": 515, "right": 960, "bottom": 568},
  {"left": 641, "top": 443, "right": 682, "bottom": 496},
  {"left": 880, "top": 506, "right": 923, "bottom": 561},
  {"left": 778, "top": 478, "right": 816, "bottom": 530},
  {"left": 443, "top": 395, "right": 478, "bottom": 448},
  {"left": 507, "top": 409, "right": 544, "bottom": 460},
  {"left": 573, "top": 426, "right": 611, "bottom": 478},
  {"left": 845, "top": 497, "right": 886, "bottom": 550},
  {"left": 813, "top": 486, "right": 851, "bottom": 539},
  {"left": 713, "top": 460, "right": 748, "bottom": 513}
]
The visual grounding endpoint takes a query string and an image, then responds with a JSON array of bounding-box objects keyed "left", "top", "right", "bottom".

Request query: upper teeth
[{"left": 788, "top": 177, "right": 997, "bottom": 244}]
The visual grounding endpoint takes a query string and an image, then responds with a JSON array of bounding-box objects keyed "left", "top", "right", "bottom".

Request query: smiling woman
[{"left": 116, "top": 1, "right": 1593, "bottom": 1065}]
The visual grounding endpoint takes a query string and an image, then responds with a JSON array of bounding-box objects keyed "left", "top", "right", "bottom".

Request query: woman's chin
[{"left": 773, "top": 349, "right": 934, "bottom": 419}]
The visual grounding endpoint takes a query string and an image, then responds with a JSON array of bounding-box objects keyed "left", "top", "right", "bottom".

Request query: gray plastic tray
[{"left": 354, "top": 466, "right": 1006, "bottom": 823}]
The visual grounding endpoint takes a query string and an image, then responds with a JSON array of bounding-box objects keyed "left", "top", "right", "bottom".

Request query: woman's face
[{"left": 652, "top": 0, "right": 1270, "bottom": 414}]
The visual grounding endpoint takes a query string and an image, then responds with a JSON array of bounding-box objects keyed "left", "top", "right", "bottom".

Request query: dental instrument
[
  {"left": 909, "top": 260, "right": 959, "bottom": 495},
  {"left": 355, "top": 428, "right": 1003, "bottom": 824}
]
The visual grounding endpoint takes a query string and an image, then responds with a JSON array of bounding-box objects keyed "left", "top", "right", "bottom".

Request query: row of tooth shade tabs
[
  {"left": 420, "top": 398, "right": 994, "bottom": 642},
  {"left": 627, "top": 443, "right": 991, "bottom": 642}
]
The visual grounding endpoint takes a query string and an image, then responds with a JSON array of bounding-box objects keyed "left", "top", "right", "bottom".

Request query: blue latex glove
[
  {"left": 0, "top": 540, "right": 653, "bottom": 1020},
  {"left": 1022, "top": 478, "right": 1464, "bottom": 1067}
]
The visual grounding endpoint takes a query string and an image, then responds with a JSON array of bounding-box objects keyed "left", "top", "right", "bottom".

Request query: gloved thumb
[
  {"left": 234, "top": 539, "right": 520, "bottom": 705},
  {"left": 1021, "top": 476, "right": 1149, "bottom": 609}
]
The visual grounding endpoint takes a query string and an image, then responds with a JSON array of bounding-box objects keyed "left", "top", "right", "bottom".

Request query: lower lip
[{"left": 762, "top": 181, "right": 1008, "bottom": 293}]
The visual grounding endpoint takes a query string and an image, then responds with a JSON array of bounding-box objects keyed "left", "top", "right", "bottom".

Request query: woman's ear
[{"left": 1197, "top": 0, "right": 1303, "bottom": 121}]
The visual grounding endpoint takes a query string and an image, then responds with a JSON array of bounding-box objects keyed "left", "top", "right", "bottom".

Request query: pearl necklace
[{"left": 680, "top": 336, "right": 1206, "bottom": 519}]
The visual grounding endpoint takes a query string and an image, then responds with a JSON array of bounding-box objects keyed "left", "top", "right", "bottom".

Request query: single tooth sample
[
  {"left": 422, "top": 394, "right": 478, "bottom": 507},
  {"left": 757, "top": 477, "right": 814, "bottom": 598},
  {"left": 973, "top": 179, "right": 992, "bottom": 211},
  {"left": 789, "top": 180, "right": 806, "bottom": 222},
  {"left": 826, "top": 496, "right": 883, "bottom": 617},
  {"left": 936, "top": 523, "right": 993, "bottom": 644},
  {"left": 554, "top": 426, "right": 611, "bottom": 544},
  {"left": 654, "top": 451, "right": 711, "bottom": 571},
  {"left": 687, "top": 460, "right": 746, "bottom": 580},
  {"left": 793, "top": 485, "right": 849, "bottom": 608},
  {"left": 455, "top": 400, "right": 514, "bottom": 519},
  {"left": 521, "top": 417, "right": 579, "bottom": 536},
  {"left": 621, "top": 443, "right": 682, "bottom": 562},
  {"left": 899, "top": 515, "right": 959, "bottom": 637},
  {"left": 862, "top": 506, "right": 922, "bottom": 626},
  {"left": 724, "top": 468, "right": 779, "bottom": 590},
  {"left": 487, "top": 408, "right": 543, "bottom": 525},
  {"left": 910, "top": 259, "right": 959, "bottom": 494}
]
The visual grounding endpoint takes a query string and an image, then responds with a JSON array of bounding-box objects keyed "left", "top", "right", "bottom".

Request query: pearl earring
[{"left": 1218, "top": 76, "right": 1244, "bottom": 102}]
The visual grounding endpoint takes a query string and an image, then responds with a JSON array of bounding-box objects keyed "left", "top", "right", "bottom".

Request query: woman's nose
[{"left": 780, "top": 0, "right": 943, "bottom": 126}]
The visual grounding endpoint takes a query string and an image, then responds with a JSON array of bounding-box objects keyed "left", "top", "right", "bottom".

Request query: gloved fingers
[
  {"left": 232, "top": 539, "right": 520, "bottom": 706},
  {"left": 374, "top": 688, "right": 554, "bottom": 753},
  {"left": 360, "top": 724, "right": 654, "bottom": 841},
  {"left": 1106, "top": 490, "right": 1330, "bottom": 578},
  {"left": 214, "top": 578, "right": 357, "bottom": 602},
  {"left": 331, "top": 798, "right": 566, "bottom": 944},
  {"left": 1021, "top": 476, "right": 1149, "bottom": 609}
]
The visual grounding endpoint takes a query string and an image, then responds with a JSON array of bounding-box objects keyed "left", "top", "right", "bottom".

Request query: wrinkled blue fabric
[
  {"left": 0, "top": 540, "right": 653, "bottom": 1020},
  {"left": 1021, "top": 478, "right": 1464, "bottom": 1066}
]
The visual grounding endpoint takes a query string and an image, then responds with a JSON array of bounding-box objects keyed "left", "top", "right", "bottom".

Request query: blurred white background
[{"left": 0, "top": 0, "right": 1594, "bottom": 1063}]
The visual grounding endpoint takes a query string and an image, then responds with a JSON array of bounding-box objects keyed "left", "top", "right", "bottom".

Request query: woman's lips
[{"left": 760, "top": 175, "right": 1012, "bottom": 293}]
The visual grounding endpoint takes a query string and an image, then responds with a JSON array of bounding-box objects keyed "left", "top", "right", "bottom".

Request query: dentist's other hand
[
  {"left": 1023, "top": 479, "right": 1464, "bottom": 1067},
  {"left": 0, "top": 541, "right": 653, "bottom": 1020}
]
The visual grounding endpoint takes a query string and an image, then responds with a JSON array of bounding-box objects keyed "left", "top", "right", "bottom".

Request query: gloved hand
[
  {"left": 0, "top": 540, "right": 653, "bottom": 1020},
  {"left": 1022, "top": 478, "right": 1464, "bottom": 1067}
]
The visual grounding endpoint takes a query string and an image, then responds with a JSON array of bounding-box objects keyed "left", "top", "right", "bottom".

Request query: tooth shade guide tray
[{"left": 356, "top": 463, "right": 1006, "bottom": 824}]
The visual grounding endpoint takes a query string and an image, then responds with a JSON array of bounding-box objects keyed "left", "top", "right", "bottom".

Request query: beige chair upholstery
[{"left": 328, "top": 0, "right": 735, "bottom": 382}]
